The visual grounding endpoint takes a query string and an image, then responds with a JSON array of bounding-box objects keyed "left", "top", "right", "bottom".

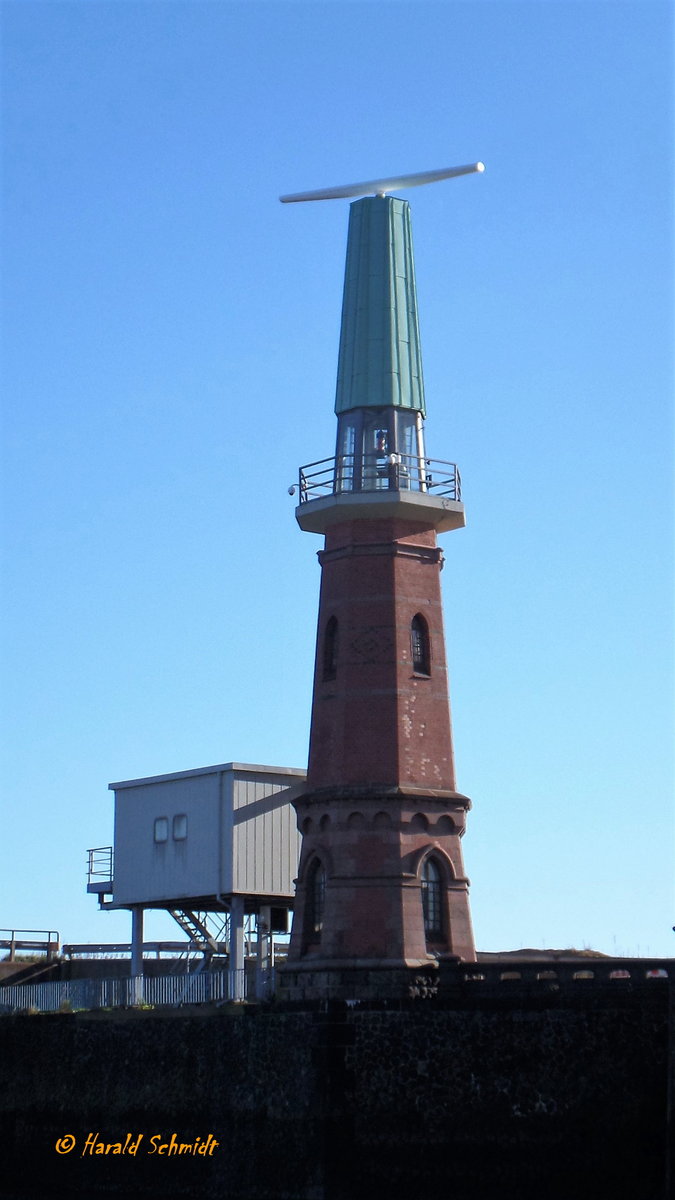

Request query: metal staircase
[{"left": 168, "top": 910, "right": 228, "bottom": 970}]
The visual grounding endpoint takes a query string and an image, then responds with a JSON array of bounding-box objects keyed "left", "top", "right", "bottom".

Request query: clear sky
[{"left": 1, "top": 0, "right": 673, "bottom": 958}]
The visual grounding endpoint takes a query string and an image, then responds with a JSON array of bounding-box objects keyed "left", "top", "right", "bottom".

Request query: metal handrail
[
  {"left": 87, "top": 846, "right": 113, "bottom": 883},
  {"left": 0, "top": 928, "right": 59, "bottom": 945},
  {"left": 0, "top": 929, "right": 60, "bottom": 960},
  {"left": 298, "top": 453, "right": 461, "bottom": 502}
]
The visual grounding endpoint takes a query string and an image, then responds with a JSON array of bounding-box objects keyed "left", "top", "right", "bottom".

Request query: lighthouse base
[
  {"left": 276, "top": 958, "right": 453, "bottom": 1003},
  {"left": 283, "top": 785, "right": 476, "bottom": 981}
]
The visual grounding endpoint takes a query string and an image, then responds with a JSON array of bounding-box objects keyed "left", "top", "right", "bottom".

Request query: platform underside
[{"left": 296, "top": 491, "right": 465, "bottom": 534}]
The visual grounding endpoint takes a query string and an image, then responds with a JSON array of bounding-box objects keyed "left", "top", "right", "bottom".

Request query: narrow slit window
[
  {"left": 411, "top": 614, "right": 431, "bottom": 675},
  {"left": 421, "top": 857, "right": 442, "bottom": 940},
  {"left": 153, "top": 817, "right": 168, "bottom": 844},
  {"left": 306, "top": 859, "right": 326, "bottom": 941},
  {"left": 323, "top": 616, "right": 338, "bottom": 681}
]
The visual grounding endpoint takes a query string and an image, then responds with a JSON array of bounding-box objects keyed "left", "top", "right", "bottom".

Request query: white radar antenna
[{"left": 279, "top": 161, "right": 484, "bottom": 203}]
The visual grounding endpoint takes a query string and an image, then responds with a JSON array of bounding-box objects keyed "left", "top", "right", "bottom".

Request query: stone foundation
[{"left": 1, "top": 977, "right": 671, "bottom": 1200}]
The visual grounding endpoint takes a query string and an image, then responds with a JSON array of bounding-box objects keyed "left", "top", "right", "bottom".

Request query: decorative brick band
[
  {"left": 318, "top": 542, "right": 443, "bottom": 566},
  {"left": 294, "top": 784, "right": 472, "bottom": 809}
]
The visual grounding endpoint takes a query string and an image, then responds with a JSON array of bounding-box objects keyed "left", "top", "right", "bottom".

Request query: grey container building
[{"left": 88, "top": 762, "right": 305, "bottom": 994}]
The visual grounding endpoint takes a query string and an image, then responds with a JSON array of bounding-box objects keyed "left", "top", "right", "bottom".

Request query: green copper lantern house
[{"left": 333, "top": 195, "right": 427, "bottom": 494}]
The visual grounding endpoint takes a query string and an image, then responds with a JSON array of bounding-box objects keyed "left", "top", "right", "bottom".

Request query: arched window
[
  {"left": 411, "top": 614, "right": 431, "bottom": 675},
  {"left": 421, "top": 857, "right": 442, "bottom": 940},
  {"left": 305, "top": 859, "right": 326, "bottom": 942},
  {"left": 323, "top": 616, "right": 338, "bottom": 681}
]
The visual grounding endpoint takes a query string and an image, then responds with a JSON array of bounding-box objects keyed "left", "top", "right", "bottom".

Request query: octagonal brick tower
[{"left": 283, "top": 195, "right": 476, "bottom": 998}]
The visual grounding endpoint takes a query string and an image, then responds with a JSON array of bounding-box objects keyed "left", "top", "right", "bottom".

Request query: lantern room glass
[{"left": 334, "top": 408, "right": 427, "bottom": 494}]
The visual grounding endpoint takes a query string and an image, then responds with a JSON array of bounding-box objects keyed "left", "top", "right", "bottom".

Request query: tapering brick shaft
[
  {"left": 286, "top": 513, "right": 474, "bottom": 965},
  {"left": 307, "top": 517, "right": 455, "bottom": 791}
]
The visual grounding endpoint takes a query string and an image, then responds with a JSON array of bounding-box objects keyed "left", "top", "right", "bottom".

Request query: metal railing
[
  {"left": 62, "top": 942, "right": 229, "bottom": 959},
  {"left": 0, "top": 968, "right": 264, "bottom": 1013},
  {"left": 298, "top": 453, "right": 461, "bottom": 502},
  {"left": 0, "top": 929, "right": 60, "bottom": 961},
  {"left": 87, "top": 846, "right": 113, "bottom": 885}
]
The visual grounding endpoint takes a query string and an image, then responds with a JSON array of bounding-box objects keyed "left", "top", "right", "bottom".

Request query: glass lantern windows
[
  {"left": 334, "top": 408, "right": 426, "bottom": 494},
  {"left": 336, "top": 420, "right": 357, "bottom": 492},
  {"left": 362, "top": 413, "right": 392, "bottom": 490}
]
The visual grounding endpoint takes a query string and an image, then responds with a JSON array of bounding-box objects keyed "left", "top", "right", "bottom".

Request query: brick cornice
[
  {"left": 318, "top": 541, "right": 443, "bottom": 566},
  {"left": 293, "top": 784, "right": 472, "bottom": 810}
]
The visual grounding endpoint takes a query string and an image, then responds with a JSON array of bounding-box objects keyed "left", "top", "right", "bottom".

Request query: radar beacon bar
[{"left": 279, "top": 161, "right": 485, "bottom": 203}]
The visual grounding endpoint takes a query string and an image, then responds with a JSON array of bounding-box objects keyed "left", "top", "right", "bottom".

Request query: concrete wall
[{"left": 1, "top": 984, "right": 671, "bottom": 1200}]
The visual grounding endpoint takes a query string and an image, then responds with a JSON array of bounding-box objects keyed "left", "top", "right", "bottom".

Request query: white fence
[{"left": 0, "top": 969, "right": 268, "bottom": 1013}]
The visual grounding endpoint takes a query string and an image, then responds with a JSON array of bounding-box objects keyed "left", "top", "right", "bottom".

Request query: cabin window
[
  {"left": 172, "top": 814, "right": 188, "bottom": 840},
  {"left": 411, "top": 614, "right": 431, "bottom": 675},
  {"left": 153, "top": 817, "right": 168, "bottom": 844},
  {"left": 323, "top": 616, "right": 338, "bottom": 681},
  {"left": 421, "top": 857, "right": 442, "bottom": 939}
]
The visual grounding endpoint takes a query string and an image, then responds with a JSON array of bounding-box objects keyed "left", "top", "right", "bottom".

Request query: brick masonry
[
  {"left": 285, "top": 516, "right": 475, "bottom": 976},
  {"left": 306, "top": 517, "right": 455, "bottom": 790}
]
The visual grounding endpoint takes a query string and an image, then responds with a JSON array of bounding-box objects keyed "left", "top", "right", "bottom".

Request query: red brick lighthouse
[{"left": 281, "top": 166, "right": 481, "bottom": 998}]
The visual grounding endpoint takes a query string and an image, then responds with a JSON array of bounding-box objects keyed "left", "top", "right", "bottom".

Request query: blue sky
[{"left": 1, "top": 0, "right": 673, "bottom": 957}]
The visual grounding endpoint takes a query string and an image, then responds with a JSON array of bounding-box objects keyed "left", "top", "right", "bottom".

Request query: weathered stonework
[{"left": 0, "top": 982, "right": 670, "bottom": 1200}]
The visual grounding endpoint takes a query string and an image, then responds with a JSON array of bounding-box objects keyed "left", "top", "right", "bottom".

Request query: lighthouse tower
[{"left": 282, "top": 176, "right": 478, "bottom": 999}]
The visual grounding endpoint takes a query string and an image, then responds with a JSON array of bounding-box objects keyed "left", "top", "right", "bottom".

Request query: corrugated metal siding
[
  {"left": 220, "top": 769, "right": 234, "bottom": 895},
  {"left": 232, "top": 774, "right": 302, "bottom": 897}
]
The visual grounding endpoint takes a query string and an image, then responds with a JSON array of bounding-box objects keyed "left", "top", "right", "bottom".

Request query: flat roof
[{"left": 109, "top": 762, "right": 306, "bottom": 791}]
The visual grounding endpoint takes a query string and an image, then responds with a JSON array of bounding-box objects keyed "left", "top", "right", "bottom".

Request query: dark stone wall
[{"left": 0, "top": 985, "right": 671, "bottom": 1200}]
